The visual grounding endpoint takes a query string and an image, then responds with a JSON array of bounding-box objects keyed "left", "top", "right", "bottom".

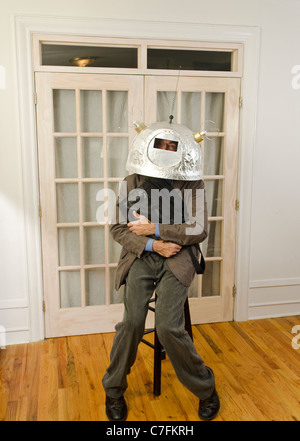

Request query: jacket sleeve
[
  {"left": 110, "top": 222, "right": 149, "bottom": 258},
  {"left": 158, "top": 180, "right": 208, "bottom": 246},
  {"left": 109, "top": 176, "right": 149, "bottom": 258}
]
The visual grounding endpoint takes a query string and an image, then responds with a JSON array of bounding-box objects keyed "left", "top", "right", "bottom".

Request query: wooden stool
[{"left": 141, "top": 295, "right": 193, "bottom": 396}]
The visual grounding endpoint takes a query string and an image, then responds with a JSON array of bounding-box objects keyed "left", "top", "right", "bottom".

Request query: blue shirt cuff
[
  {"left": 145, "top": 238, "right": 154, "bottom": 252},
  {"left": 155, "top": 224, "right": 160, "bottom": 238}
]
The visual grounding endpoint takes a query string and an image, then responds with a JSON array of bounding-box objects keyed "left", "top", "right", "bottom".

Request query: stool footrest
[
  {"left": 143, "top": 328, "right": 155, "bottom": 335},
  {"left": 141, "top": 338, "right": 155, "bottom": 349}
]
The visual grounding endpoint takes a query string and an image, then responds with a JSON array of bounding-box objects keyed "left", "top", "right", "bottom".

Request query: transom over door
[
  {"left": 36, "top": 73, "right": 143, "bottom": 337},
  {"left": 145, "top": 76, "right": 240, "bottom": 324}
]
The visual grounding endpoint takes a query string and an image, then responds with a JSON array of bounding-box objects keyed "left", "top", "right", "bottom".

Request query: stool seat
[{"left": 141, "top": 295, "right": 193, "bottom": 396}]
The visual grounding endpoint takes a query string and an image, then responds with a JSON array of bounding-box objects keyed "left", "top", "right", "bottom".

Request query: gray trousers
[{"left": 102, "top": 253, "right": 215, "bottom": 400}]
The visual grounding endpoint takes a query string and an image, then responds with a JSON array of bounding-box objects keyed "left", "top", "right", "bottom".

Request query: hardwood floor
[{"left": 0, "top": 315, "right": 299, "bottom": 421}]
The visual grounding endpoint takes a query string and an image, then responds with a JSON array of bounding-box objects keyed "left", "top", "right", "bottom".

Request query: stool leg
[
  {"left": 184, "top": 298, "right": 193, "bottom": 342},
  {"left": 153, "top": 329, "right": 162, "bottom": 396}
]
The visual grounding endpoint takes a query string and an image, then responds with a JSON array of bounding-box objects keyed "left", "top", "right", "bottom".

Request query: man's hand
[
  {"left": 153, "top": 240, "right": 182, "bottom": 258},
  {"left": 127, "top": 211, "right": 155, "bottom": 236}
]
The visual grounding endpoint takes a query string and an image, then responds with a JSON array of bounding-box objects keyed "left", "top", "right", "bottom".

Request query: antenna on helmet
[{"left": 169, "top": 66, "right": 182, "bottom": 124}]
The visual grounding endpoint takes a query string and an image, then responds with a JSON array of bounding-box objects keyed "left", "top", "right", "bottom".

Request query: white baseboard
[
  {"left": 248, "top": 301, "right": 300, "bottom": 320},
  {"left": 0, "top": 306, "right": 30, "bottom": 346},
  {"left": 248, "top": 281, "right": 300, "bottom": 320},
  {"left": 4, "top": 329, "right": 30, "bottom": 346}
]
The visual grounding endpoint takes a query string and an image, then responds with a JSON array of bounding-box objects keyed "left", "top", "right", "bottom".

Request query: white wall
[{"left": 1, "top": 0, "right": 300, "bottom": 344}]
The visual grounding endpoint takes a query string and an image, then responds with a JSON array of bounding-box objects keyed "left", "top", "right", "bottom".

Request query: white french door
[
  {"left": 36, "top": 73, "right": 143, "bottom": 337},
  {"left": 36, "top": 72, "right": 240, "bottom": 337},
  {"left": 145, "top": 76, "right": 240, "bottom": 324}
]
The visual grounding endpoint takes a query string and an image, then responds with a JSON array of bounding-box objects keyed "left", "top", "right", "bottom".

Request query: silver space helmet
[{"left": 126, "top": 120, "right": 206, "bottom": 181}]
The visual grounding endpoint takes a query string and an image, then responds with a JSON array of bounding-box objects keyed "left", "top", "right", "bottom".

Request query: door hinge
[
  {"left": 232, "top": 285, "right": 237, "bottom": 298},
  {"left": 42, "top": 300, "right": 46, "bottom": 312},
  {"left": 34, "top": 92, "right": 37, "bottom": 105},
  {"left": 239, "top": 96, "right": 243, "bottom": 108},
  {"left": 235, "top": 199, "right": 240, "bottom": 211},
  {"left": 38, "top": 205, "right": 42, "bottom": 217}
]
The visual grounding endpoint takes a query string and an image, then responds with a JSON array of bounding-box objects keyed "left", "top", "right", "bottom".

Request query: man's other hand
[
  {"left": 127, "top": 211, "right": 155, "bottom": 236},
  {"left": 153, "top": 240, "right": 182, "bottom": 258}
]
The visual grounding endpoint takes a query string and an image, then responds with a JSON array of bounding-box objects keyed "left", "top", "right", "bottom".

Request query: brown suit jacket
[{"left": 110, "top": 174, "right": 208, "bottom": 290}]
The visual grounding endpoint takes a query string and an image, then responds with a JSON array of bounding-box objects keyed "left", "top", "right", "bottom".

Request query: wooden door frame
[{"left": 14, "top": 15, "right": 260, "bottom": 341}]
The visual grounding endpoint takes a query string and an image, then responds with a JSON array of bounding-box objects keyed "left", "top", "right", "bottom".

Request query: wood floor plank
[{"left": 0, "top": 315, "right": 299, "bottom": 421}]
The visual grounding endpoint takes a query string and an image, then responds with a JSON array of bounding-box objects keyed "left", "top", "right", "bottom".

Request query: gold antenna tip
[
  {"left": 193, "top": 130, "right": 207, "bottom": 143},
  {"left": 133, "top": 121, "right": 147, "bottom": 133}
]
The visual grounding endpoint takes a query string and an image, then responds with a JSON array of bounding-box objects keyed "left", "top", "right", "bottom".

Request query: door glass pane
[
  {"left": 204, "top": 221, "right": 222, "bottom": 258},
  {"left": 204, "top": 137, "right": 224, "bottom": 176},
  {"left": 82, "top": 137, "right": 103, "bottom": 178},
  {"left": 85, "top": 269, "right": 106, "bottom": 306},
  {"left": 55, "top": 137, "right": 77, "bottom": 178},
  {"left": 42, "top": 44, "right": 138, "bottom": 68},
  {"left": 188, "top": 274, "right": 199, "bottom": 298},
  {"left": 84, "top": 227, "right": 105, "bottom": 264},
  {"left": 108, "top": 181, "right": 120, "bottom": 206},
  {"left": 83, "top": 182, "right": 104, "bottom": 222},
  {"left": 60, "top": 271, "right": 81, "bottom": 308},
  {"left": 80, "top": 90, "right": 102, "bottom": 132},
  {"left": 202, "top": 261, "right": 221, "bottom": 297},
  {"left": 205, "top": 92, "right": 224, "bottom": 132},
  {"left": 157, "top": 91, "right": 177, "bottom": 121},
  {"left": 109, "top": 237, "right": 122, "bottom": 263},
  {"left": 56, "top": 184, "right": 79, "bottom": 223},
  {"left": 58, "top": 228, "right": 80, "bottom": 266},
  {"left": 205, "top": 180, "right": 223, "bottom": 217},
  {"left": 107, "top": 137, "right": 128, "bottom": 177},
  {"left": 181, "top": 92, "right": 201, "bottom": 131},
  {"left": 107, "top": 182, "right": 120, "bottom": 225},
  {"left": 110, "top": 268, "right": 124, "bottom": 304},
  {"left": 107, "top": 91, "right": 128, "bottom": 132},
  {"left": 147, "top": 49, "right": 232, "bottom": 71},
  {"left": 53, "top": 89, "right": 76, "bottom": 132}
]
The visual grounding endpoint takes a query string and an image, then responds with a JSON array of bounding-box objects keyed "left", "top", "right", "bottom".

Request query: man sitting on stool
[{"left": 102, "top": 121, "right": 220, "bottom": 421}]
